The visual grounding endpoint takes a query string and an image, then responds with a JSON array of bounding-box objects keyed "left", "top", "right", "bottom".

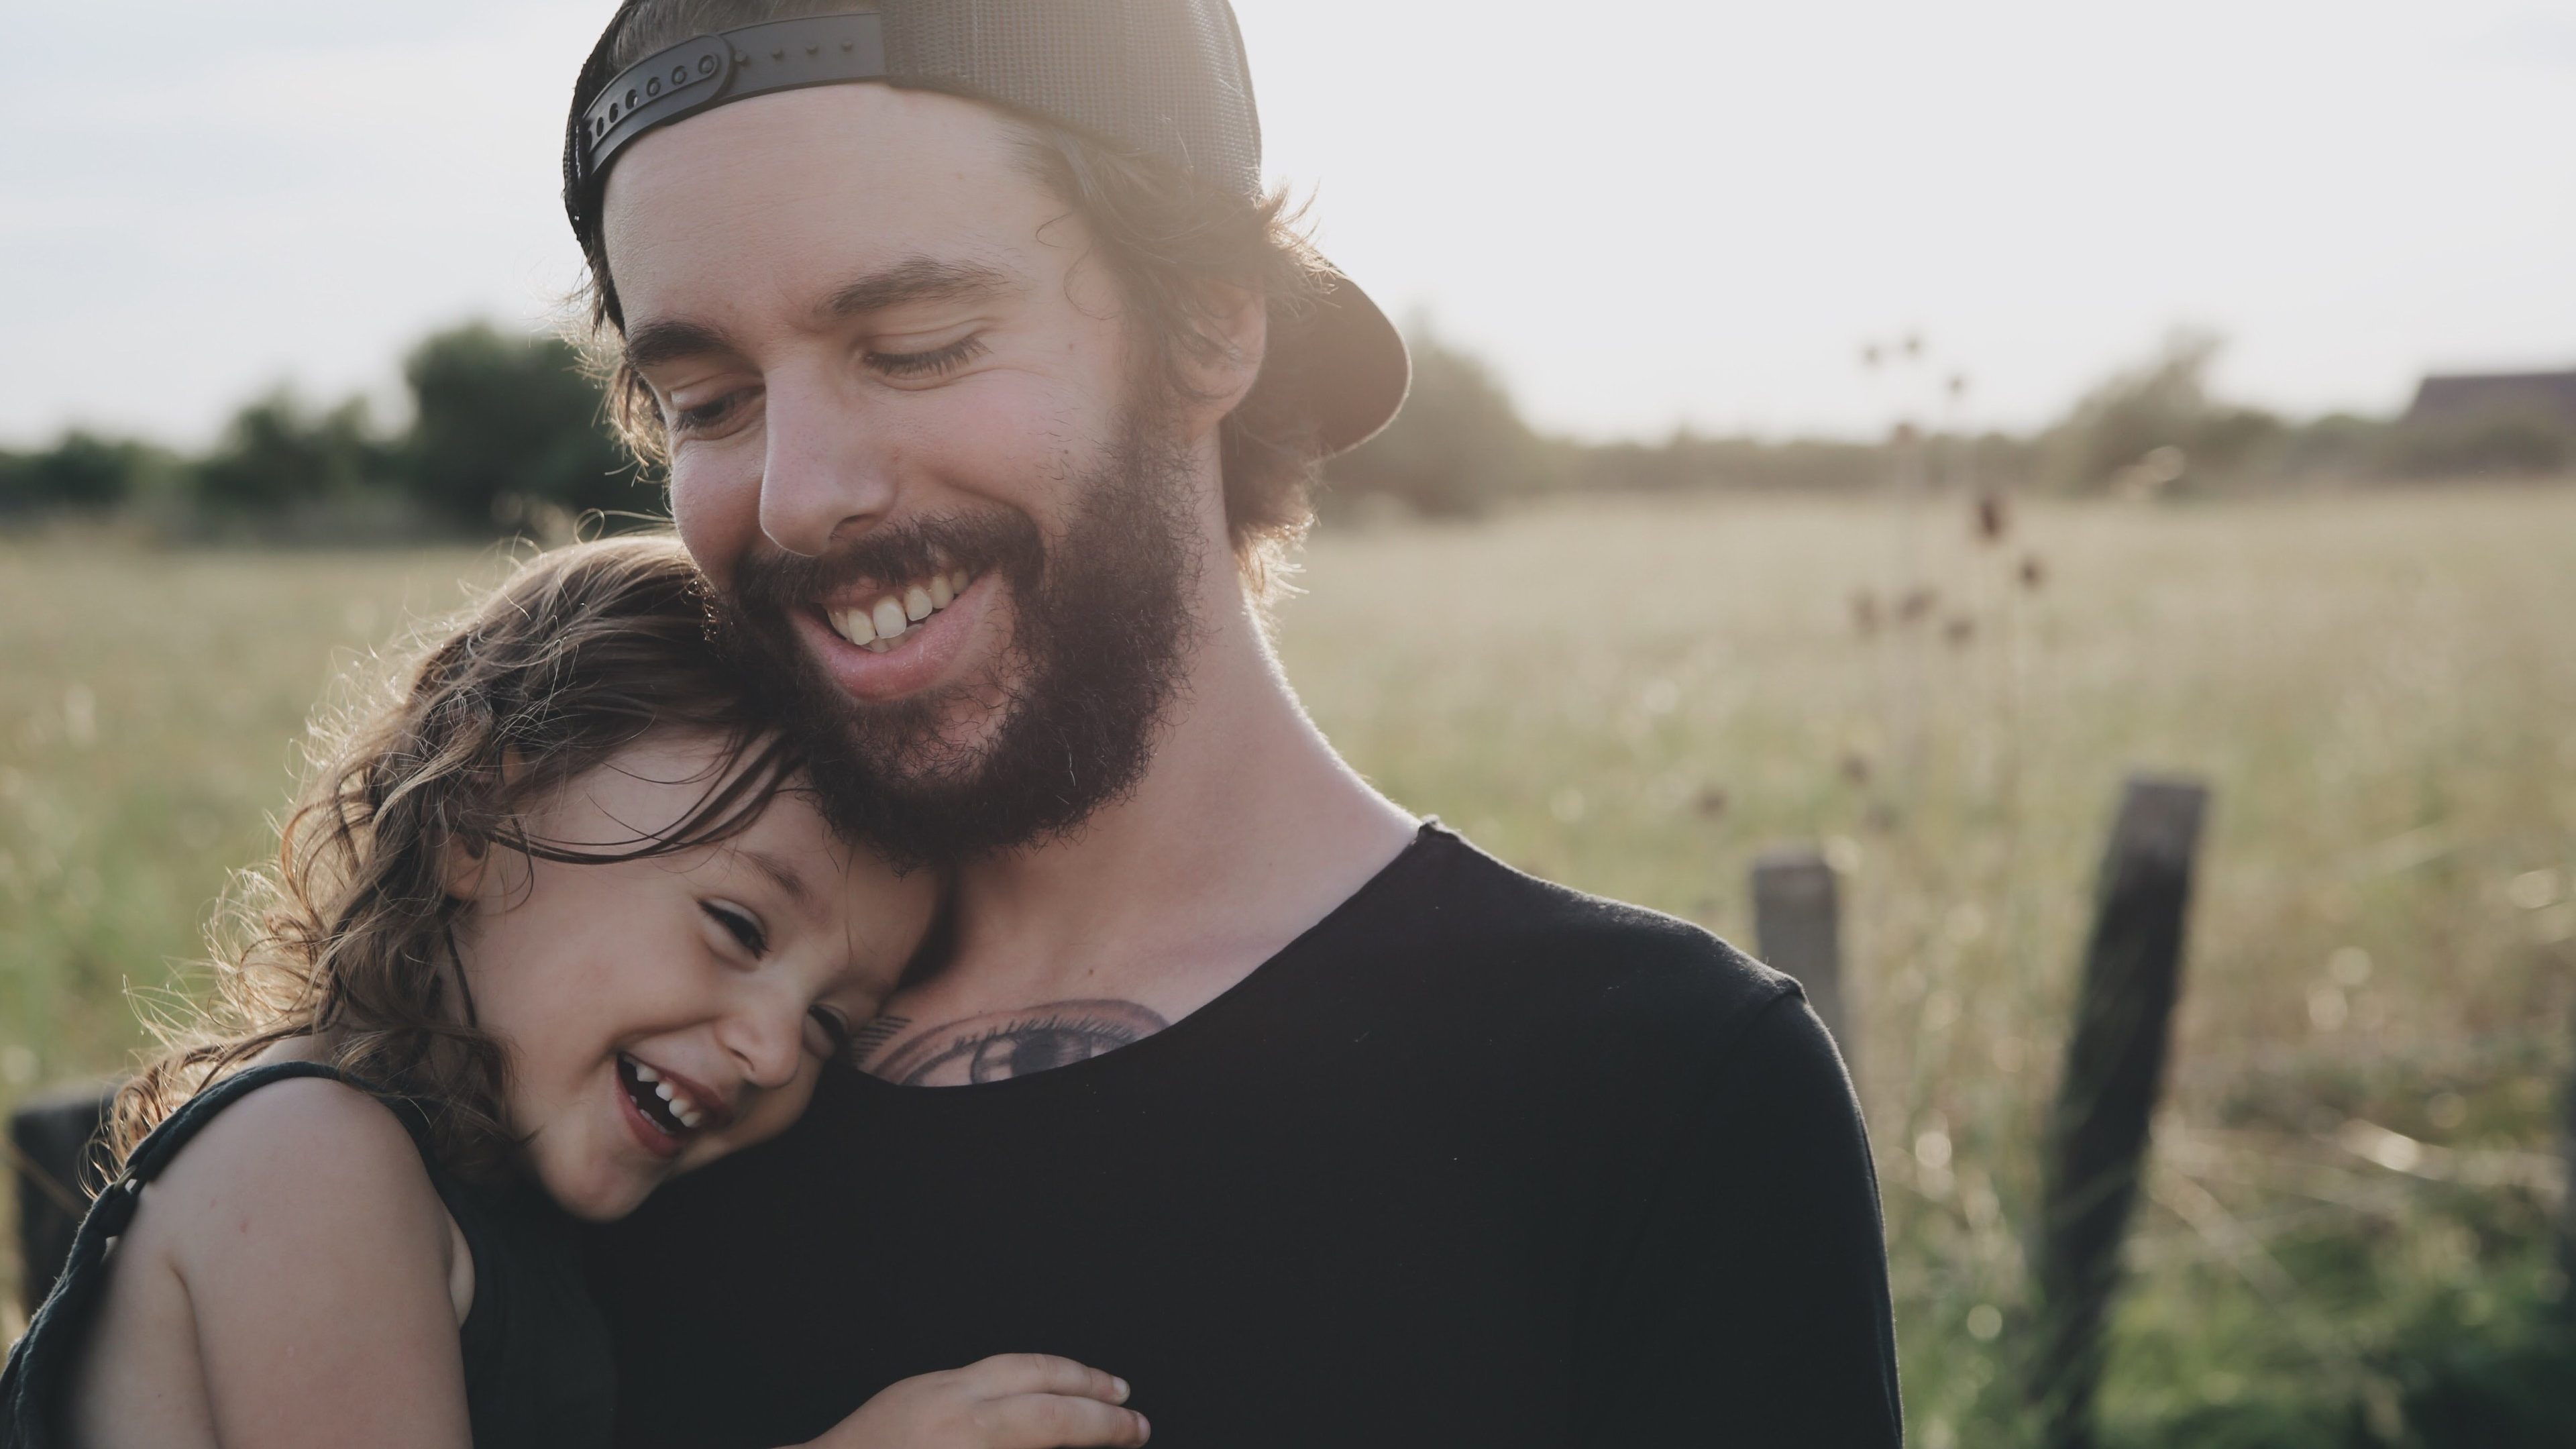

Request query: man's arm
[{"left": 1576, "top": 990, "right": 1904, "bottom": 1446}]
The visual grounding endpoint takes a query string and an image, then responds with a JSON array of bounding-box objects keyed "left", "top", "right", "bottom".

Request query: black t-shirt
[{"left": 587, "top": 824, "right": 1903, "bottom": 1447}]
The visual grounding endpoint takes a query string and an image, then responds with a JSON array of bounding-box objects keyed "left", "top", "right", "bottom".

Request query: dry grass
[
  {"left": 1277, "top": 485, "right": 2576, "bottom": 1444},
  {"left": 5, "top": 488, "right": 2573, "bottom": 1441}
]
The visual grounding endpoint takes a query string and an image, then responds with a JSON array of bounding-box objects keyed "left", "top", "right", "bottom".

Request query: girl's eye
[
  {"left": 865, "top": 335, "right": 986, "bottom": 381},
  {"left": 805, "top": 1006, "right": 854, "bottom": 1060},
  {"left": 700, "top": 902, "right": 767, "bottom": 957}
]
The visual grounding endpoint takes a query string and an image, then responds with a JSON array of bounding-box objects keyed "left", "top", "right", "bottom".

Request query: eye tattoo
[{"left": 864, "top": 1001, "right": 1171, "bottom": 1086}]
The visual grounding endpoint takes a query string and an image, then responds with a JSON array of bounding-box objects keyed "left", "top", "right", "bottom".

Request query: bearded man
[{"left": 571, "top": 3, "right": 1904, "bottom": 1444}]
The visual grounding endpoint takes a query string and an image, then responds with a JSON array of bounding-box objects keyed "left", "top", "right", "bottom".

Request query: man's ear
[{"left": 1180, "top": 283, "right": 1268, "bottom": 421}]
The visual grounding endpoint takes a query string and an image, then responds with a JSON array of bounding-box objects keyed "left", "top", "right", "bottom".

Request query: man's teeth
[{"left": 828, "top": 568, "right": 975, "bottom": 652}]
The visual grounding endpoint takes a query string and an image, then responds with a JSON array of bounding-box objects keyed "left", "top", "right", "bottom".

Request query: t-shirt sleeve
[{"left": 1576, "top": 988, "right": 1904, "bottom": 1447}]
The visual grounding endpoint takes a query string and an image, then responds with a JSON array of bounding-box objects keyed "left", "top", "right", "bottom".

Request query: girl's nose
[{"left": 717, "top": 989, "right": 806, "bottom": 1092}]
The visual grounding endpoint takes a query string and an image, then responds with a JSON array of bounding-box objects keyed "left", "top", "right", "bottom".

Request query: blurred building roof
[{"left": 2405, "top": 370, "right": 2576, "bottom": 422}]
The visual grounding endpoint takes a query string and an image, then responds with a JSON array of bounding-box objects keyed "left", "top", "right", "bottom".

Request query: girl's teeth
[
  {"left": 655, "top": 1081, "right": 676, "bottom": 1102},
  {"left": 632, "top": 1061, "right": 659, "bottom": 1083}
]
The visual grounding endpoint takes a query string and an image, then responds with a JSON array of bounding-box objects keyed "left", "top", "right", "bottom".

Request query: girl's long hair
[{"left": 111, "top": 535, "right": 797, "bottom": 1180}]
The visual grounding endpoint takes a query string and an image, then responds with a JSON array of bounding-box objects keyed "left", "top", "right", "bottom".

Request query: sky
[{"left": 5, "top": 1, "right": 2572, "bottom": 447}]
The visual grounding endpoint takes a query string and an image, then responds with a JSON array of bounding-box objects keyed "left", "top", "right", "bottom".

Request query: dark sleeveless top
[{"left": 0, "top": 1062, "right": 614, "bottom": 1448}]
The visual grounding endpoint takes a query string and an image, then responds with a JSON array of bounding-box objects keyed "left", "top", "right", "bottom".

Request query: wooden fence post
[
  {"left": 9, "top": 1081, "right": 118, "bottom": 1318},
  {"left": 1752, "top": 846, "right": 1851, "bottom": 1071},
  {"left": 2559, "top": 998, "right": 2576, "bottom": 1325},
  {"left": 2029, "top": 774, "right": 2210, "bottom": 1449}
]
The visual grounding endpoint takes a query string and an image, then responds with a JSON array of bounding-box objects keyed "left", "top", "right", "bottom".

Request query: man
[{"left": 571, "top": 3, "right": 1902, "bottom": 1444}]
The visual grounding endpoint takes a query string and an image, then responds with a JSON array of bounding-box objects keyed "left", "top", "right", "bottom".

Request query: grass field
[{"left": 5, "top": 487, "right": 2574, "bottom": 1443}]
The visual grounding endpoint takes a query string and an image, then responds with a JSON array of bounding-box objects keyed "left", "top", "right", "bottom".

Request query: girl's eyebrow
[{"left": 736, "top": 847, "right": 812, "bottom": 905}]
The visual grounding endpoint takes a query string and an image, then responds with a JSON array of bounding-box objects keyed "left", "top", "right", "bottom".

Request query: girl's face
[{"left": 449, "top": 733, "right": 936, "bottom": 1221}]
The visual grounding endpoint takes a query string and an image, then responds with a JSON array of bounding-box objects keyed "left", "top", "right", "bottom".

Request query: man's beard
[{"left": 720, "top": 407, "right": 1201, "bottom": 863}]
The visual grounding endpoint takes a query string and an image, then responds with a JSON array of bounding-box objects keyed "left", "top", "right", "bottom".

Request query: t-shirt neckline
[{"left": 842, "top": 818, "right": 1456, "bottom": 1099}]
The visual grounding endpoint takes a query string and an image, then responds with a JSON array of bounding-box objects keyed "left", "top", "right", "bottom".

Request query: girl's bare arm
[{"left": 153, "top": 1077, "right": 474, "bottom": 1449}]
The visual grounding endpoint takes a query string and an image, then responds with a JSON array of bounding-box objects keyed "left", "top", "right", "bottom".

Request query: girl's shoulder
[
  {"left": 151, "top": 1071, "right": 432, "bottom": 1200},
  {"left": 129, "top": 1071, "right": 472, "bottom": 1322},
  {"left": 32, "top": 1071, "right": 486, "bottom": 1446}
]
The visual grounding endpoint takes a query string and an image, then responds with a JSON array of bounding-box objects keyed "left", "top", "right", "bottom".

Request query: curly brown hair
[
  {"left": 570, "top": 0, "right": 1336, "bottom": 596},
  {"left": 112, "top": 535, "right": 799, "bottom": 1181}
]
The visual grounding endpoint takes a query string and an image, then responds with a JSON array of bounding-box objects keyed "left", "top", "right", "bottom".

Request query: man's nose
[{"left": 757, "top": 372, "right": 898, "bottom": 557}]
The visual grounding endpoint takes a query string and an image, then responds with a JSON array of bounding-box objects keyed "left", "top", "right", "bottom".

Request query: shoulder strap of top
[{"left": 92, "top": 1061, "right": 433, "bottom": 1240}]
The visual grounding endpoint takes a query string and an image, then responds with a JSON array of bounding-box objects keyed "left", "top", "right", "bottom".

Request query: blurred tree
[
  {"left": 191, "top": 390, "right": 384, "bottom": 511},
  {"left": 1574, "top": 430, "right": 1901, "bottom": 494},
  {"left": 2042, "top": 330, "right": 2285, "bottom": 492},
  {"left": 2275, "top": 411, "right": 2392, "bottom": 479},
  {"left": 1324, "top": 321, "right": 1557, "bottom": 517},
  {"left": 0, "top": 431, "right": 170, "bottom": 515},
  {"left": 398, "top": 323, "right": 641, "bottom": 529}
]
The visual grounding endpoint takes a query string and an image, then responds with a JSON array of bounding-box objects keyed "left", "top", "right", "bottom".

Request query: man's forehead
[
  {"left": 601, "top": 86, "right": 1051, "bottom": 329},
  {"left": 604, "top": 83, "right": 1036, "bottom": 244}
]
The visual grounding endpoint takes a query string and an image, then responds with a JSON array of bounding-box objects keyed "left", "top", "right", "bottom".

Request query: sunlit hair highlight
[{"left": 111, "top": 535, "right": 798, "bottom": 1180}]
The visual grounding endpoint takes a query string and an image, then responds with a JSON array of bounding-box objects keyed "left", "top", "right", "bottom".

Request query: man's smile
[
  {"left": 793, "top": 561, "right": 1002, "bottom": 702},
  {"left": 820, "top": 561, "right": 979, "bottom": 653}
]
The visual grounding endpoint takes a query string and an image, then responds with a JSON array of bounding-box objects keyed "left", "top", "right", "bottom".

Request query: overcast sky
[{"left": 5, "top": 1, "right": 2572, "bottom": 447}]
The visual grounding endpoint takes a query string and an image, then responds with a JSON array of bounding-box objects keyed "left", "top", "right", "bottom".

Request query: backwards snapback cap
[{"left": 564, "top": 1, "right": 1408, "bottom": 456}]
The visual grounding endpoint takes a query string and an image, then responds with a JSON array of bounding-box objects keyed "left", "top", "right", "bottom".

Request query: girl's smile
[{"left": 445, "top": 731, "right": 936, "bottom": 1220}]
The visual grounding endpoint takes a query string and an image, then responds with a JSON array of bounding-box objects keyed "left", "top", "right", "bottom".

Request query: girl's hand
[{"left": 804, "top": 1354, "right": 1150, "bottom": 1449}]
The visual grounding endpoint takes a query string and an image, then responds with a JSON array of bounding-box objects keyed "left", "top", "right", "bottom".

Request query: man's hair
[{"left": 573, "top": 0, "right": 1337, "bottom": 591}]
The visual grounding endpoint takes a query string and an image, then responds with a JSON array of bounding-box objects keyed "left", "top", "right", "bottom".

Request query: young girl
[{"left": 0, "top": 537, "right": 1149, "bottom": 1449}]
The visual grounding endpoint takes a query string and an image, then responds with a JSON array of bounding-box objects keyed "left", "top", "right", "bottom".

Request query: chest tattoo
[{"left": 859, "top": 1000, "right": 1172, "bottom": 1086}]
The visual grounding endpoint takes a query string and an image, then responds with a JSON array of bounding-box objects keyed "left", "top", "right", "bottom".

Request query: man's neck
[{"left": 854, "top": 563, "right": 1417, "bottom": 1085}]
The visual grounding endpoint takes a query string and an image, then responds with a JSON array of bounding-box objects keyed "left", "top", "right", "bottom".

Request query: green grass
[{"left": 6, "top": 488, "right": 2575, "bottom": 1442}]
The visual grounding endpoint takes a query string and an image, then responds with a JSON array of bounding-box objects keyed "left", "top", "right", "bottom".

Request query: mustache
[{"left": 731, "top": 511, "right": 1044, "bottom": 617}]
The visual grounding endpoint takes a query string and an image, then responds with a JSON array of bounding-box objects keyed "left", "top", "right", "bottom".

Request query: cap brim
[{"left": 1275, "top": 260, "right": 1409, "bottom": 457}]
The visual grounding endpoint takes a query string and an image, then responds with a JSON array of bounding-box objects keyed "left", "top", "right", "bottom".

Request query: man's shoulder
[{"left": 1372, "top": 824, "right": 1801, "bottom": 1047}]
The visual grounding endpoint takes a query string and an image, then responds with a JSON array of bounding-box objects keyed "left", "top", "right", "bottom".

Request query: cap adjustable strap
[{"left": 576, "top": 14, "right": 890, "bottom": 207}]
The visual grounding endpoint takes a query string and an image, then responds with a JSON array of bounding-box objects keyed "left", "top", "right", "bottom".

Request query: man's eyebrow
[
  {"left": 622, "top": 259, "right": 1009, "bottom": 372},
  {"left": 821, "top": 256, "right": 1014, "bottom": 321},
  {"left": 623, "top": 317, "right": 734, "bottom": 374}
]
